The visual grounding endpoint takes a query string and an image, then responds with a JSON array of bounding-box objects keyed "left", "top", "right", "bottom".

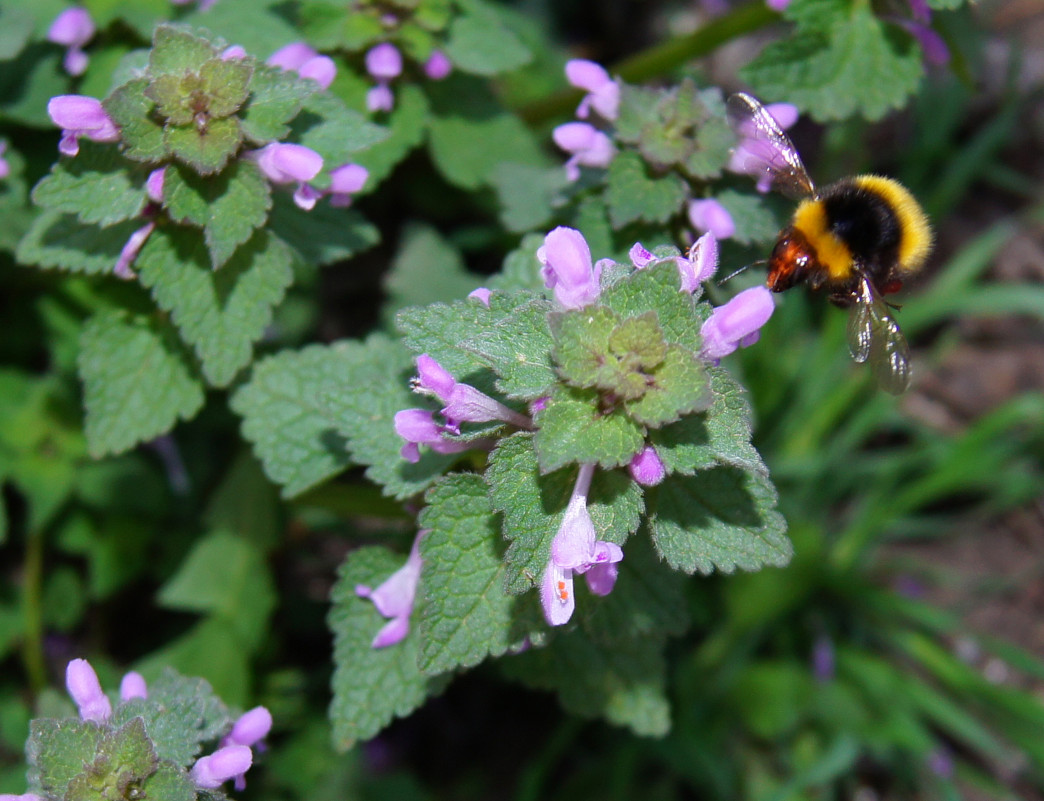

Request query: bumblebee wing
[
  {"left": 849, "top": 276, "right": 911, "bottom": 394},
  {"left": 726, "top": 92, "right": 816, "bottom": 200}
]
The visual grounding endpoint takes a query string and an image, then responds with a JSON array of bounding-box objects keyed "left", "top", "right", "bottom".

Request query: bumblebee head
[{"left": 767, "top": 227, "right": 820, "bottom": 293}]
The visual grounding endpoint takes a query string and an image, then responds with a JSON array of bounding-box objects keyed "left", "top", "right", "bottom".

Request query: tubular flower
[
  {"left": 222, "top": 706, "right": 273, "bottom": 790},
  {"left": 119, "top": 671, "right": 147, "bottom": 701},
  {"left": 252, "top": 142, "right": 324, "bottom": 210},
  {"left": 355, "top": 531, "right": 426, "bottom": 648},
  {"left": 630, "top": 231, "right": 718, "bottom": 293},
  {"left": 537, "top": 226, "right": 603, "bottom": 310},
  {"left": 0, "top": 141, "right": 9, "bottom": 181},
  {"left": 628, "top": 445, "right": 666, "bottom": 486},
  {"left": 700, "top": 285, "right": 775, "bottom": 361},
  {"left": 365, "top": 43, "right": 402, "bottom": 112},
  {"left": 423, "top": 50, "right": 452, "bottom": 80},
  {"left": 540, "top": 463, "right": 624, "bottom": 626},
  {"left": 267, "top": 43, "right": 336, "bottom": 89},
  {"left": 47, "top": 95, "right": 119, "bottom": 157},
  {"left": 327, "top": 163, "right": 368, "bottom": 207},
  {"left": 552, "top": 121, "right": 615, "bottom": 181},
  {"left": 191, "top": 745, "right": 253, "bottom": 790},
  {"left": 47, "top": 7, "right": 95, "bottom": 76},
  {"left": 687, "top": 198, "right": 735, "bottom": 240},
  {"left": 114, "top": 222, "right": 156, "bottom": 280},
  {"left": 564, "top": 59, "right": 620, "bottom": 121},
  {"left": 66, "top": 658, "right": 112, "bottom": 723},
  {"left": 393, "top": 408, "right": 473, "bottom": 463},
  {"left": 412, "top": 354, "right": 532, "bottom": 432}
]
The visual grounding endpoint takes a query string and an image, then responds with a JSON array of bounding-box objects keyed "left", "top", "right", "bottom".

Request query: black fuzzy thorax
[{"left": 820, "top": 179, "right": 902, "bottom": 283}]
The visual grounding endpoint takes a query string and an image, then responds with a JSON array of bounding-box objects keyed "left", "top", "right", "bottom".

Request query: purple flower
[
  {"left": 221, "top": 44, "right": 247, "bottom": 60},
  {"left": 688, "top": 198, "right": 735, "bottom": 240},
  {"left": 356, "top": 531, "right": 425, "bottom": 648},
  {"left": 365, "top": 43, "right": 402, "bottom": 80},
  {"left": 468, "top": 287, "right": 492, "bottom": 306},
  {"left": 252, "top": 142, "right": 324, "bottom": 210},
  {"left": 552, "top": 121, "right": 615, "bottom": 181},
  {"left": 537, "top": 226, "right": 603, "bottom": 310},
  {"left": 47, "top": 95, "right": 119, "bottom": 157},
  {"left": 927, "top": 747, "right": 955, "bottom": 779},
  {"left": 412, "top": 354, "right": 533, "bottom": 432},
  {"left": 113, "top": 221, "right": 155, "bottom": 280},
  {"left": 66, "top": 658, "right": 112, "bottom": 723},
  {"left": 628, "top": 445, "right": 666, "bottom": 486},
  {"left": 700, "top": 285, "right": 775, "bottom": 361},
  {"left": 630, "top": 232, "right": 718, "bottom": 293},
  {"left": 191, "top": 745, "right": 253, "bottom": 789},
  {"left": 423, "top": 50, "right": 452, "bottom": 80},
  {"left": 564, "top": 59, "right": 620, "bottom": 121},
  {"left": 365, "top": 43, "right": 402, "bottom": 112},
  {"left": 226, "top": 706, "right": 273, "bottom": 747},
  {"left": 0, "top": 794, "right": 45, "bottom": 801},
  {"left": 0, "top": 141, "right": 9, "bottom": 181},
  {"left": 540, "top": 463, "right": 624, "bottom": 626},
  {"left": 393, "top": 408, "right": 472, "bottom": 463},
  {"left": 268, "top": 43, "right": 336, "bottom": 89},
  {"left": 892, "top": 18, "right": 950, "bottom": 66},
  {"left": 327, "top": 163, "right": 368, "bottom": 207},
  {"left": 765, "top": 0, "right": 791, "bottom": 10},
  {"left": 145, "top": 168, "right": 165, "bottom": 204},
  {"left": 367, "top": 83, "right": 395, "bottom": 113},
  {"left": 119, "top": 671, "right": 147, "bottom": 701},
  {"left": 47, "top": 8, "right": 95, "bottom": 76}
]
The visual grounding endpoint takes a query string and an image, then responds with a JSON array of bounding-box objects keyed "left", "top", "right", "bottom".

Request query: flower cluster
[
  {"left": 552, "top": 59, "right": 620, "bottom": 180},
  {"left": 372, "top": 224, "right": 775, "bottom": 637},
  {"left": 363, "top": 42, "right": 451, "bottom": 113},
  {"left": 56, "top": 659, "right": 272, "bottom": 795}
]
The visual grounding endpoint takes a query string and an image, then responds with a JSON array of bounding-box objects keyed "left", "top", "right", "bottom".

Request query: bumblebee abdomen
[{"left": 850, "top": 175, "right": 932, "bottom": 275}]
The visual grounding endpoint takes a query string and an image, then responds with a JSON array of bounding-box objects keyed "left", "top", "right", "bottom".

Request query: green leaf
[
  {"left": 382, "top": 223, "right": 478, "bottom": 326},
  {"left": 78, "top": 312, "right": 205, "bottom": 458},
  {"left": 165, "top": 116, "right": 244, "bottom": 176},
  {"left": 533, "top": 386, "right": 645, "bottom": 473},
  {"left": 230, "top": 335, "right": 454, "bottom": 499},
  {"left": 551, "top": 306, "right": 624, "bottom": 390},
  {"left": 148, "top": 24, "right": 217, "bottom": 77},
  {"left": 27, "top": 718, "right": 104, "bottom": 799},
  {"left": 0, "top": 47, "right": 66, "bottom": 128},
  {"left": 715, "top": 189, "right": 783, "bottom": 246},
  {"left": 502, "top": 627, "right": 671, "bottom": 737},
  {"left": 443, "top": 8, "right": 531, "bottom": 76},
  {"left": 741, "top": 1, "right": 923, "bottom": 122},
  {"left": 200, "top": 57, "right": 253, "bottom": 118},
  {"left": 16, "top": 211, "right": 149, "bottom": 275},
  {"left": 487, "top": 432, "right": 643, "bottom": 593},
  {"left": 428, "top": 83, "right": 547, "bottom": 190},
  {"left": 139, "top": 762, "right": 196, "bottom": 801},
  {"left": 163, "top": 160, "right": 273, "bottom": 268},
  {"left": 239, "top": 63, "right": 312, "bottom": 144},
  {"left": 647, "top": 465, "right": 791, "bottom": 574},
  {"left": 290, "top": 91, "right": 388, "bottom": 170},
  {"left": 624, "top": 345, "right": 710, "bottom": 427},
  {"left": 108, "top": 668, "right": 231, "bottom": 765},
  {"left": 178, "top": 0, "right": 304, "bottom": 56},
  {"left": 268, "top": 193, "right": 380, "bottom": 267},
  {"left": 417, "top": 474, "right": 541, "bottom": 674},
  {"left": 31, "top": 142, "right": 147, "bottom": 227},
  {"left": 137, "top": 228, "right": 294, "bottom": 387},
  {"left": 156, "top": 531, "right": 276, "bottom": 650},
  {"left": 64, "top": 718, "right": 158, "bottom": 800},
  {"left": 396, "top": 298, "right": 498, "bottom": 381},
  {"left": 490, "top": 162, "right": 562, "bottom": 233},
  {"left": 605, "top": 150, "right": 689, "bottom": 228},
  {"left": 459, "top": 296, "right": 557, "bottom": 400},
  {"left": 632, "top": 81, "right": 732, "bottom": 179},
  {"left": 0, "top": 6, "right": 33, "bottom": 60},
  {"left": 204, "top": 450, "right": 281, "bottom": 551},
  {"left": 600, "top": 261, "right": 705, "bottom": 352},
  {"left": 103, "top": 78, "right": 167, "bottom": 163},
  {"left": 650, "top": 366, "right": 764, "bottom": 475},
  {"left": 329, "top": 546, "right": 450, "bottom": 750}
]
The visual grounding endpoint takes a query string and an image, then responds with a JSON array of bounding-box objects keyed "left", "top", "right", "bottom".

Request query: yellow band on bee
[
  {"left": 792, "top": 199, "right": 853, "bottom": 280},
  {"left": 852, "top": 175, "right": 933, "bottom": 274}
]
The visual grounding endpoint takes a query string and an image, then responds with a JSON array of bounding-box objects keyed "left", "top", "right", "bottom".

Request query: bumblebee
[{"left": 726, "top": 92, "right": 933, "bottom": 394}]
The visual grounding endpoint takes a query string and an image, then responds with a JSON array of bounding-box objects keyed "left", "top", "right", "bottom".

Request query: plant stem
[{"left": 517, "top": 2, "right": 777, "bottom": 125}]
